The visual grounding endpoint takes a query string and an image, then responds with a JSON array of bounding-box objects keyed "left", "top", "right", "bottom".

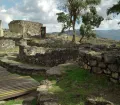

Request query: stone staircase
[{"left": 0, "top": 55, "right": 50, "bottom": 76}]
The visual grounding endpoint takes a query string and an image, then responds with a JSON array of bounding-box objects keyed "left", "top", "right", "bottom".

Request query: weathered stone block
[
  {"left": 103, "top": 54, "right": 116, "bottom": 64},
  {"left": 89, "top": 60, "right": 97, "bottom": 66},
  {"left": 110, "top": 78, "right": 118, "bottom": 83},
  {"left": 112, "top": 73, "right": 119, "bottom": 79},
  {"left": 108, "top": 64, "right": 118, "bottom": 72},
  {"left": 98, "top": 62, "right": 106, "bottom": 68},
  {"left": 85, "top": 98, "right": 114, "bottom": 105},
  {"left": 0, "top": 39, "right": 15, "bottom": 49},
  {"left": 103, "top": 69, "right": 111, "bottom": 75},
  {"left": 92, "top": 67, "right": 103, "bottom": 74},
  {"left": 9, "top": 20, "right": 43, "bottom": 37}
]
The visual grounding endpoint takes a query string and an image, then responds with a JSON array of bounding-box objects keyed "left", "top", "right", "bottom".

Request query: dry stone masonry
[
  {"left": 78, "top": 44, "right": 120, "bottom": 84},
  {"left": 18, "top": 45, "right": 79, "bottom": 67},
  {"left": 9, "top": 20, "right": 43, "bottom": 37},
  {"left": 0, "top": 20, "right": 4, "bottom": 37}
]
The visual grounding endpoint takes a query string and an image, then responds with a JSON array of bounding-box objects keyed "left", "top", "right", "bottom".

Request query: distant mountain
[
  {"left": 49, "top": 29, "right": 120, "bottom": 41},
  {"left": 65, "top": 29, "right": 120, "bottom": 41},
  {"left": 95, "top": 29, "right": 120, "bottom": 41}
]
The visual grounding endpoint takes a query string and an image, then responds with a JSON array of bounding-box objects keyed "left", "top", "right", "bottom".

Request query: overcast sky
[{"left": 0, "top": 0, "right": 120, "bottom": 32}]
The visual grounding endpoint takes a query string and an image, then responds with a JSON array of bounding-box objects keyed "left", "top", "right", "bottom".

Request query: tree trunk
[
  {"left": 59, "top": 27, "right": 65, "bottom": 36},
  {"left": 79, "top": 36, "right": 84, "bottom": 43},
  {"left": 72, "top": 15, "right": 76, "bottom": 42},
  {"left": 72, "top": 23, "right": 76, "bottom": 42}
]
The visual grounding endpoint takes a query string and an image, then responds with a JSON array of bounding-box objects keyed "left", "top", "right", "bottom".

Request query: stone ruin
[
  {"left": 78, "top": 44, "right": 120, "bottom": 84},
  {"left": 9, "top": 20, "right": 44, "bottom": 37},
  {"left": 18, "top": 43, "right": 79, "bottom": 67},
  {"left": 0, "top": 20, "right": 4, "bottom": 37},
  {"left": 0, "top": 20, "right": 46, "bottom": 38},
  {"left": 0, "top": 20, "right": 46, "bottom": 50},
  {"left": 17, "top": 40, "right": 120, "bottom": 84}
]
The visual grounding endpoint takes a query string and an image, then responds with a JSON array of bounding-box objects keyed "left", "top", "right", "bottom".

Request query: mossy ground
[
  {"left": 5, "top": 65, "right": 120, "bottom": 105},
  {"left": 32, "top": 65, "right": 120, "bottom": 105}
]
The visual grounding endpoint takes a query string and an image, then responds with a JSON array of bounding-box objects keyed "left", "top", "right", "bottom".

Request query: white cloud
[
  {"left": 0, "top": 0, "right": 120, "bottom": 31},
  {"left": 96, "top": 0, "right": 120, "bottom": 29},
  {"left": 97, "top": 19, "right": 120, "bottom": 30},
  {"left": 0, "top": 7, "right": 12, "bottom": 27},
  {"left": 0, "top": 0, "right": 62, "bottom": 32}
]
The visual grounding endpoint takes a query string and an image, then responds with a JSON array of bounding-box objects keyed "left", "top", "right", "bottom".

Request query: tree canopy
[
  {"left": 57, "top": 0, "right": 102, "bottom": 42},
  {"left": 107, "top": 1, "right": 120, "bottom": 15},
  {"left": 79, "top": 6, "right": 103, "bottom": 43},
  {"left": 56, "top": 12, "right": 72, "bottom": 35}
]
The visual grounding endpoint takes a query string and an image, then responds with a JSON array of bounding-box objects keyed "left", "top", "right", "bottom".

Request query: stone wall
[
  {"left": 78, "top": 47, "right": 120, "bottom": 84},
  {"left": 0, "top": 39, "right": 15, "bottom": 49},
  {"left": 0, "top": 20, "right": 4, "bottom": 37},
  {"left": 18, "top": 45, "right": 79, "bottom": 67},
  {"left": 9, "top": 20, "right": 43, "bottom": 37}
]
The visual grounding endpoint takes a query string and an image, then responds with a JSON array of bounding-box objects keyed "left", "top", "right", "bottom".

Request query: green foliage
[
  {"left": 47, "top": 65, "right": 118, "bottom": 105},
  {"left": 80, "top": 24, "right": 96, "bottom": 39},
  {"left": 56, "top": 12, "right": 72, "bottom": 34},
  {"left": 107, "top": 1, "right": 120, "bottom": 15},
  {"left": 62, "top": 0, "right": 102, "bottom": 42},
  {"left": 79, "top": 6, "right": 103, "bottom": 43}
]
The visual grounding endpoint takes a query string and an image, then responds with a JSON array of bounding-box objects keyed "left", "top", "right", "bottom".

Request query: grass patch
[
  {"left": 46, "top": 66, "right": 119, "bottom": 105},
  {"left": 29, "top": 65, "right": 120, "bottom": 105},
  {"left": 31, "top": 75, "right": 45, "bottom": 83},
  {"left": 5, "top": 99, "right": 23, "bottom": 105}
]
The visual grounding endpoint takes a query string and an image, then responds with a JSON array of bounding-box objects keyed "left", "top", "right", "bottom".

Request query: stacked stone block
[{"left": 78, "top": 48, "right": 120, "bottom": 84}]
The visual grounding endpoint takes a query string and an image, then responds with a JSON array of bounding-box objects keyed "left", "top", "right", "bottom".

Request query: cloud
[
  {"left": 0, "top": 0, "right": 120, "bottom": 31},
  {"left": 96, "top": 0, "right": 118, "bottom": 18},
  {"left": 96, "top": 0, "right": 120, "bottom": 29},
  {"left": 97, "top": 19, "right": 120, "bottom": 30},
  {"left": 0, "top": 7, "right": 12, "bottom": 27},
  {"left": 0, "top": 0, "right": 63, "bottom": 32}
]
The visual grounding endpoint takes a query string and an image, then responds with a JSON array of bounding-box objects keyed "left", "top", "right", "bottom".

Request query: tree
[
  {"left": 79, "top": 6, "right": 103, "bottom": 43},
  {"left": 56, "top": 12, "right": 72, "bottom": 35},
  {"left": 59, "top": 0, "right": 101, "bottom": 42},
  {"left": 107, "top": 1, "right": 120, "bottom": 15}
]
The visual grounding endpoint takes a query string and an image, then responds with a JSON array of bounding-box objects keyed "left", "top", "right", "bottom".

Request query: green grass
[
  {"left": 8, "top": 65, "right": 120, "bottom": 105},
  {"left": 5, "top": 98, "right": 37, "bottom": 105},
  {"left": 45, "top": 65, "right": 119, "bottom": 105},
  {"left": 5, "top": 99, "right": 23, "bottom": 105},
  {"left": 31, "top": 75, "right": 45, "bottom": 82}
]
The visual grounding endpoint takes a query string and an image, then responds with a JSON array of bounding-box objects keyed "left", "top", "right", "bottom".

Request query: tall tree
[
  {"left": 79, "top": 6, "right": 103, "bottom": 43},
  {"left": 107, "top": 1, "right": 120, "bottom": 15},
  {"left": 58, "top": 0, "right": 101, "bottom": 42},
  {"left": 56, "top": 12, "right": 72, "bottom": 35}
]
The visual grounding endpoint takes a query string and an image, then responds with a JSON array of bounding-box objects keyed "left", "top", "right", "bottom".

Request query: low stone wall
[
  {"left": 18, "top": 45, "right": 79, "bottom": 67},
  {"left": 0, "top": 39, "right": 15, "bottom": 49},
  {"left": 78, "top": 47, "right": 120, "bottom": 84}
]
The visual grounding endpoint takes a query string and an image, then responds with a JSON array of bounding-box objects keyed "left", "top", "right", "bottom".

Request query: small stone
[
  {"left": 37, "top": 85, "right": 48, "bottom": 92},
  {"left": 85, "top": 97, "right": 114, "bottom": 105},
  {"left": 103, "top": 69, "right": 111, "bottom": 75},
  {"left": 112, "top": 73, "right": 119, "bottom": 79},
  {"left": 0, "top": 101, "right": 6, "bottom": 105},
  {"left": 92, "top": 67, "right": 103, "bottom": 74},
  {"left": 110, "top": 78, "right": 118, "bottom": 83},
  {"left": 46, "top": 66, "right": 65, "bottom": 76},
  {"left": 108, "top": 64, "right": 118, "bottom": 72},
  {"left": 83, "top": 64, "right": 88, "bottom": 70}
]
